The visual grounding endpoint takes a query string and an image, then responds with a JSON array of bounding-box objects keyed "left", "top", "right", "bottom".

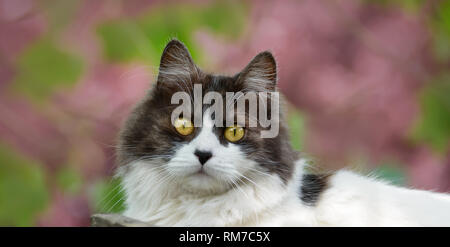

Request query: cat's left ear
[{"left": 236, "top": 51, "right": 277, "bottom": 91}]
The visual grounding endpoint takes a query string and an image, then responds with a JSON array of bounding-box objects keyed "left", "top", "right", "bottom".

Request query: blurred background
[{"left": 0, "top": 0, "right": 449, "bottom": 226}]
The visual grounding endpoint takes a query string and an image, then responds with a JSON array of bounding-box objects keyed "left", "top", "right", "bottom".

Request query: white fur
[
  {"left": 311, "top": 171, "right": 450, "bottom": 226},
  {"left": 119, "top": 113, "right": 450, "bottom": 226}
]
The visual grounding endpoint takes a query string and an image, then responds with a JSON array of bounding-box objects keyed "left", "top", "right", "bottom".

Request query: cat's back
[{"left": 290, "top": 169, "right": 450, "bottom": 226}]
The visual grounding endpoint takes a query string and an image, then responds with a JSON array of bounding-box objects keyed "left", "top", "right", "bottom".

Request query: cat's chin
[{"left": 180, "top": 172, "right": 232, "bottom": 195}]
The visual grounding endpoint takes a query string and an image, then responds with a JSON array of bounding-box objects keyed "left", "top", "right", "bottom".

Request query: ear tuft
[
  {"left": 157, "top": 39, "right": 197, "bottom": 84},
  {"left": 237, "top": 51, "right": 277, "bottom": 91}
]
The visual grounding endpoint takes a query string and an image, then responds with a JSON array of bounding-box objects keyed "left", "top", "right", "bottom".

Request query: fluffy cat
[{"left": 116, "top": 39, "right": 450, "bottom": 226}]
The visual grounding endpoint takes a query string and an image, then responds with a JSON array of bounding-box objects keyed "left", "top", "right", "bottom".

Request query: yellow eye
[
  {"left": 224, "top": 125, "right": 245, "bottom": 142},
  {"left": 174, "top": 117, "right": 194, "bottom": 136}
]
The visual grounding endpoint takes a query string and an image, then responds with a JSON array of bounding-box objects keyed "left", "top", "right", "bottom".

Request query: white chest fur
[{"left": 120, "top": 160, "right": 450, "bottom": 227}]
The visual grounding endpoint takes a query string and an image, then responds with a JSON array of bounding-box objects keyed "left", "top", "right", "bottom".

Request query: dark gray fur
[{"left": 300, "top": 174, "right": 331, "bottom": 206}]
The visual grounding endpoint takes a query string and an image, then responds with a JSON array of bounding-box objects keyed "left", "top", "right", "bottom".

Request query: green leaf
[
  {"left": 55, "top": 166, "right": 83, "bottom": 195},
  {"left": 97, "top": 1, "right": 248, "bottom": 65},
  {"left": 411, "top": 76, "right": 450, "bottom": 153},
  {"left": 288, "top": 110, "right": 306, "bottom": 151},
  {"left": 13, "top": 39, "right": 83, "bottom": 101},
  {"left": 363, "top": 0, "right": 424, "bottom": 12},
  {"left": 434, "top": 0, "right": 450, "bottom": 34},
  {"left": 433, "top": 29, "right": 450, "bottom": 62},
  {"left": 0, "top": 144, "right": 49, "bottom": 226},
  {"left": 97, "top": 21, "right": 156, "bottom": 63},
  {"left": 431, "top": 1, "right": 450, "bottom": 61},
  {"left": 89, "top": 178, "right": 125, "bottom": 214},
  {"left": 198, "top": 1, "right": 248, "bottom": 38}
]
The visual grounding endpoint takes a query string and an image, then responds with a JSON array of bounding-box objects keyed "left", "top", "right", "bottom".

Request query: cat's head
[{"left": 117, "top": 39, "right": 296, "bottom": 195}]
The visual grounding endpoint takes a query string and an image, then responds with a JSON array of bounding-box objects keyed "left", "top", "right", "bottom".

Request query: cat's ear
[
  {"left": 236, "top": 51, "right": 277, "bottom": 91},
  {"left": 157, "top": 39, "right": 198, "bottom": 86}
]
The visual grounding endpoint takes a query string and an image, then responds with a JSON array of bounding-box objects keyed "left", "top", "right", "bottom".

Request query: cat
[{"left": 116, "top": 39, "right": 450, "bottom": 226}]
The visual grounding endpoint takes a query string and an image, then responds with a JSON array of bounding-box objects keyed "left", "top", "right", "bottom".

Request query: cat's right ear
[{"left": 157, "top": 39, "right": 198, "bottom": 87}]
